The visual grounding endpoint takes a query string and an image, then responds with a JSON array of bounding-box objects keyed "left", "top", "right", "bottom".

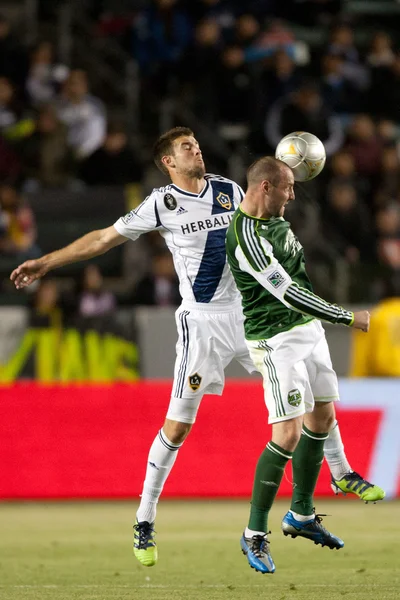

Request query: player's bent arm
[{"left": 235, "top": 245, "right": 354, "bottom": 327}]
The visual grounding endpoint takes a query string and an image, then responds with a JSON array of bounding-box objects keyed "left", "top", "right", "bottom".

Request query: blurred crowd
[{"left": 0, "top": 0, "right": 399, "bottom": 307}]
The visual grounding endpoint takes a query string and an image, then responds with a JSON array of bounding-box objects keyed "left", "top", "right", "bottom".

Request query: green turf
[{"left": 0, "top": 499, "right": 398, "bottom": 600}]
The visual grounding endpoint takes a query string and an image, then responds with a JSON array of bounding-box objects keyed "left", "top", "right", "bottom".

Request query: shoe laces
[
  {"left": 250, "top": 532, "right": 271, "bottom": 558},
  {"left": 344, "top": 471, "right": 373, "bottom": 493},
  {"left": 312, "top": 511, "right": 333, "bottom": 536},
  {"left": 134, "top": 521, "right": 155, "bottom": 549}
]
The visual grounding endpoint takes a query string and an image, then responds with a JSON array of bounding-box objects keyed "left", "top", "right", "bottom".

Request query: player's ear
[
  {"left": 262, "top": 179, "right": 270, "bottom": 194},
  {"left": 162, "top": 154, "right": 174, "bottom": 170}
]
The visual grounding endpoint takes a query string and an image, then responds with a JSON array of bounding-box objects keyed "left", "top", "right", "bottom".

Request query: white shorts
[
  {"left": 246, "top": 319, "right": 339, "bottom": 424},
  {"left": 167, "top": 301, "right": 256, "bottom": 424}
]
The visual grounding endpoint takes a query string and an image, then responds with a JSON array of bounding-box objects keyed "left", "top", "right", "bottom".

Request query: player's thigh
[
  {"left": 233, "top": 312, "right": 258, "bottom": 374},
  {"left": 306, "top": 326, "right": 339, "bottom": 403},
  {"left": 168, "top": 309, "right": 225, "bottom": 423},
  {"left": 247, "top": 341, "right": 313, "bottom": 424}
]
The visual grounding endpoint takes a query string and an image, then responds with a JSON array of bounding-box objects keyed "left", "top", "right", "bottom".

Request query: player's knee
[
  {"left": 308, "top": 402, "right": 335, "bottom": 433},
  {"left": 272, "top": 419, "right": 302, "bottom": 452},
  {"left": 163, "top": 419, "right": 192, "bottom": 444}
]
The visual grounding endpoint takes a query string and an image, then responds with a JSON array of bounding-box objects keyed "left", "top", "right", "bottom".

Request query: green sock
[
  {"left": 248, "top": 441, "right": 292, "bottom": 532},
  {"left": 290, "top": 425, "right": 329, "bottom": 516}
]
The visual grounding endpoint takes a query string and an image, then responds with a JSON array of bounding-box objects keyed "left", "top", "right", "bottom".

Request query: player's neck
[
  {"left": 171, "top": 174, "right": 206, "bottom": 195},
  {"left": 241, "top": 197, "right": 270, "bottom": 220}
]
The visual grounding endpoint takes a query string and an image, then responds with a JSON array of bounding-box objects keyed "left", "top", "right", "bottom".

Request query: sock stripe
[
  {"left": 267, "top": 441, "right": 292, "bottom": 460},
  {"left": 158, "top": 429, "right": 181, "bottom": 452},
  {"left": 302, "top": 426, "right": 329, "bottom": 441}
]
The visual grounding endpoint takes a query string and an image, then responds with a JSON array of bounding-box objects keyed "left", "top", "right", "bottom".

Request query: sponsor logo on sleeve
[{"left": 267, "top": 271, "right": 285, "bottom": 289}]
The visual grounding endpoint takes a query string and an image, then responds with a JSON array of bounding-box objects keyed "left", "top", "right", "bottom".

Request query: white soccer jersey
[{"left": 114, "top": 174, "right": 244, "bottom": 306}]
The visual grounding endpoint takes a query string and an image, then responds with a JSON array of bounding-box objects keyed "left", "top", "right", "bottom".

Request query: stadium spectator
[
  {"left": 79, "top": 122, "right": 143, "bottom": 185},
  {"left": 22, "top": 104, "right": 74, "bottom": 188},
  {"left": 132, "top": 0, "right": 192, "bottom": 90},
  {"left": 178, "top": 18, "right": 222, "bottom": 125},
  {"left": 55, "top": 69, "right": 106, "bottom": 159},
  {"left": 319, "top": 53, "right": 365, "bottom": 115},
  {"left": 26, "top": 41, "right": 69, "bottom": 107},
  {"left": 375, "top": 203, "right": 400, "bottom": 272},
  {"left": 367, "top": 31, "right": 395, "bottom": 68},
  {"left": 322, "top": 182, "right": 373, "bottom": 264},
  {"left": 30, "top": 279, "right": 62, "bottom": 328},
  {"left": 0, "top": 76, "right": 34, "bottom": 143},
  {"left": 345, "top": 115, "right": 383, "bottom": 182},
  {"left": 0, "top": 134, "right": 20, "bottom": 183},
  {"left": 131, "top": 249, "right": 180, "bottom": 306},
  {"left": 0, "top": 14, "right": 28, "bottom": 87},
  {"left": 0, "top": 183, "right": 40, "bottom": 259},
  {"left": 215, "top": 45, "right": 254, "bottom": 128},
  {"left": 78, "top": 264, "right": 116, "bottom": 317},
  {"left": 376, "top": 146, "right": 400, "bottom": 204},
  {"left": 265, "top": 80, "right": 344, "bottom": 156},
  {"left": 231, "top": 13, "right": 262, "bottom": 52},
  {"left": 369, "top": 52, "right": 400, "bottom": 120}
]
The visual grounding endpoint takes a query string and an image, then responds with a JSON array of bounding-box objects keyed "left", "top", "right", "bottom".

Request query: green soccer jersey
[{"left": 225, "top": 207, "right": 354, "bottom": 340}]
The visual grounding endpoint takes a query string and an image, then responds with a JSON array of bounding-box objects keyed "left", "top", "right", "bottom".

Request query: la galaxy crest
[
  {"left": 216, "top": 192, "right": 232, "bottom": 211},
  {"left": 188, "top": 373, "right": 202, "bottom": 391}
]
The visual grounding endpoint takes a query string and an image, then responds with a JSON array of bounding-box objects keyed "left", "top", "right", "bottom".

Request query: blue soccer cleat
[
  {"left": 281, "top": 511, "right": 344, "bottom": 550},
  {"left": 240, "top": 532, "right": 275, "bottom": 574}
]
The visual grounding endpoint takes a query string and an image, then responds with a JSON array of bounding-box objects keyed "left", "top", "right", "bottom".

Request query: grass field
[{"left": 0, "top": 499, "right": 399, "bottom": 600}]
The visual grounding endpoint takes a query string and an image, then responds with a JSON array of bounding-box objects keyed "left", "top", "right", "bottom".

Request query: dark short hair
[
  {"left": 153, "top": 127, "right": 194, "bottom": 176},
  {"left": 246, "top": 156, "right": 288, "bottom": 187}
]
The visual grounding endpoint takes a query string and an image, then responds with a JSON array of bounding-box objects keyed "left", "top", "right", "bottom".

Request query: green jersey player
[{"left": 225, "top": 157, "right": 384, "bottom": 574}]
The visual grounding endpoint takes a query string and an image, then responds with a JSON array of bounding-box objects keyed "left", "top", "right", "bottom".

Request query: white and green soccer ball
[{"left": 275, "top": 131, "right": 326, "bottom": 182}]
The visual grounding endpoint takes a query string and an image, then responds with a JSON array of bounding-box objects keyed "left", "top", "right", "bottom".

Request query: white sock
[
  {"left": 323, "top": 420, "right": 352, "bottom": 480},
  {"left": 289, "top": 510, "right": 314, "bottom": 522},
  {"left": 136, "top": 429, "right": 182, "bottom": 524},
  {"left": 245, "top": 527, "right": 266, "bottom": 537}
]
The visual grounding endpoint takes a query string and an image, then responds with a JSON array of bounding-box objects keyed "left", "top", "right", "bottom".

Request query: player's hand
[
  {"left": 352, "top": 310, "right": 370, "bottom": 332},
  {"left": 10, "top": 259, "right": 48, "bottom": 289}
]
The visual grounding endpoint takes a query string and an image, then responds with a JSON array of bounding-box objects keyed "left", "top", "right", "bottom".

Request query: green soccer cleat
[
  {"left": 133, "top": 520, "right": 158, "bottom": 567},
  {"left": 331, "top": 471, "right": 385, "bottom": 503}
]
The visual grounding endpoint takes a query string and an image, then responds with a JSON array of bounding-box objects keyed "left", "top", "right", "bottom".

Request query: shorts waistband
[{"left": 180, "top": 299, "right": 242, "bottom": 313}]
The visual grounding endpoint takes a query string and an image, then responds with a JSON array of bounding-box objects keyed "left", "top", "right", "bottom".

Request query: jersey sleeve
[
  {"left": 114, "top": 193, "right": 161, "bottom": 241},
  {"left": 234, "top": 183, "right": 245, "bottom": 206},
  {"left": 235, "top": 227, "right": 354, "bottom": 327}
]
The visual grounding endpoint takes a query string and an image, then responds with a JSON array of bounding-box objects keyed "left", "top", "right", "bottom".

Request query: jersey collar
[{"left": 170, "top": 180, "right": 209, "bottom": 198}]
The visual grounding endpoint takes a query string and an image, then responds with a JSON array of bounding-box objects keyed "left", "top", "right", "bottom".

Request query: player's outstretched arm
[{"left": 10, "top": 225, "right": 126, "bottom": 289}]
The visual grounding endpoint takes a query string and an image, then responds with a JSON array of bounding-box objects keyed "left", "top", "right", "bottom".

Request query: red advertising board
[{"left": 0, "top": 380, "right": 393, "bottom": 499}]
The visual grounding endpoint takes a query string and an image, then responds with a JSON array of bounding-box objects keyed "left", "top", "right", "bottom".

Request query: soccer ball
[{"left": 275, "top": 131, "right": 326, "bottom": 182}]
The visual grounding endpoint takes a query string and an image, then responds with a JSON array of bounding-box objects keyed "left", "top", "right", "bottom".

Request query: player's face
[
  {"left": 266, "top": 168, "right": 295, "bottom": 217},
  {"left": 168, "top": 136, "right": 206, "bottom": 179}
]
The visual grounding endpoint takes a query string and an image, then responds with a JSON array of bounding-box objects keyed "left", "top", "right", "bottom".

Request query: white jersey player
[
  {"left": 114, "top": 173, "right": 256, "bottom": 406},
  {"left": 10, "top": 127, "right": 384, "bottom": 569}
]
